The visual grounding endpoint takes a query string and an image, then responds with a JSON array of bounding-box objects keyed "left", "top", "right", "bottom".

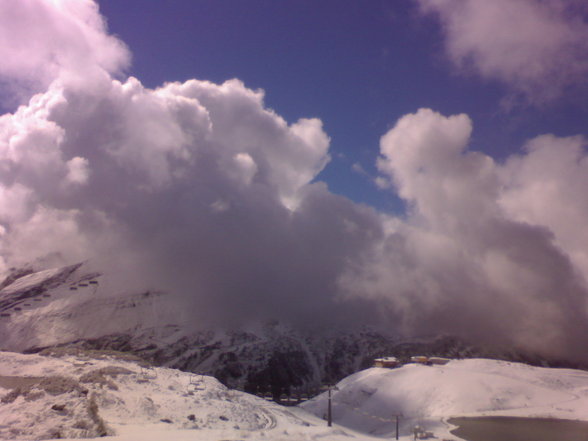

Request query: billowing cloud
[
  {"left": 1, "top": 0, "right": 588, "bottom": 362},
  {"left": 0, "top": 0, "right": 129, "bottom": 104},
  {"left": 0, "top": 70, "right": 379, "bottom": 325},
  {"left": 340, "top": 108, "right": 588, "bottom": 361},
  {"left": 0, "top": 0, "right": 381, "bottom": 330},
  {"left": 418, "top": 0, "right": 588, "bottom": 103},
  {"left": 500, "top": 134, "right": 588, "bottom": 279}
]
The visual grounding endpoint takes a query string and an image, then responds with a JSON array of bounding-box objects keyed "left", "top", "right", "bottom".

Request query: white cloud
[
  {"left": 210, "top": 199, "right": 230, "bottom": 214},
  {"left": 2, "top": 206, "right": 89, "bottom": 269},
  {"left": 1, "top": 0, "right": 588, "bottom": 361},
  {"left": 351, "top": 162, "right": 367, "bottom": 175},
  {"left": 0, "top": 2, "right": 363, "bottom": 328},
  {"left": 500, "top": 134, "right": 588, "bottom": 278},
  {"left": 344, "top": 108, "right": 588, "bottom": 360},
  {"left": 0, "top": 184, "right": 35, "bottom": 225},
  {"left": 65, "top": 156, "right": 90, "bottom": 184},
  {"left": 418, "top": 0, "right": 588, "bottom": 103},
  {"left": 163, "top": 79, "right": 330, "bottom": 210},
  {"left": 0, "top": 0, "right": 130, "bottom": 104},
  {"left": 231, "top": 153, "right": 258, "bottom": 186}
]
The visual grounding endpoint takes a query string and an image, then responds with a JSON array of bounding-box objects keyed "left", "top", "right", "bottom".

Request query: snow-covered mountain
[
  {"left": 1, "top": 262, "right": 584, "bottom": 401},
  {"left": 3, "top": 350, "right": 588, "bottom": 441},
  {"left": 0, "top": 262, "right": 179, "bottom": 353},
  {"left": 0, "top": 263, "right": 449, "bottom": 392}
]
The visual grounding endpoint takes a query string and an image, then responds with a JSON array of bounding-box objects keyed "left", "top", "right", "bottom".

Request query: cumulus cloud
[
  {"left": 0, "top": 0, "right": 129, "bottom": 105},
  {"left": 340, "top": 108, "right": 588, "bottom": 361},
  {"left": 65, "top": 156, "right": 90, "bottom": 184},
  {"left": 1, "top": 0, "right": 588, "bottom": 362},
  {"left": 0, "top": 70, "right": 377, "bottom": 325},
  {"left": 500, "top": 134, "right": 588, "bottom": 279},
  {"left": 0, "top": 0, "right": 381, "bottom": 330},
  {"left": 418, "top": 0, "right": 588, "bottom": 104}
]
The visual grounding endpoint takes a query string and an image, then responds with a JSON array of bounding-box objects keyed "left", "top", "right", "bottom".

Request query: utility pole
[
  {"left": 395, "top": 414, "right": 399, "bottom": 440},
  {"left": 325, "top": 384, "right": 339, "bottom": 427},
  {"left": 327, "top": 385, "right": 333, "bottom": 427}
]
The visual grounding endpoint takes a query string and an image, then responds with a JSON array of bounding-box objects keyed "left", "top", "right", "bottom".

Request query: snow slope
[
  {"left": 0, "top": 349, "right": 381, "bottom": 441},
  {"left": 302, "top": 359, "right": 588, "bottom": 438},
  {"left": 0, "top": 263, "right": 182, "bottom": 352},
  {"left": 2, "top": 351, "right": 588, "bottom": 441}
]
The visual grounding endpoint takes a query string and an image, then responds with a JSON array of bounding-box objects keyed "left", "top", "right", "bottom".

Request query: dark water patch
[{"left": 449, "top": 416, "right": 588, "bottom": 441}]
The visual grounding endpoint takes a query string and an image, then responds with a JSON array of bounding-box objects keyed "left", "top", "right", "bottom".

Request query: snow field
[
  {"left": 302, "top": 358, "right": 588, "bottom": 439},
  {"left": 0, "top": 268, "right": 69, "bottom": 296},
  {"left": 3, "top": 350, "right": 588, "bottom": 441},
  {"left": 0, "top": 350, "right": 382, "bottom": 441}
]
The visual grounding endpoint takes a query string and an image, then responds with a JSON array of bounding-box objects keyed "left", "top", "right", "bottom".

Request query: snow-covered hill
[
  {"left": 0, "top": 349, "right": 381, "bottom": 441},
  {"left": 3, "top": 351, "right": 588, "bottom": 441},
  {"left": 302, "top": 359, "right": 588, "bottom": 438}
]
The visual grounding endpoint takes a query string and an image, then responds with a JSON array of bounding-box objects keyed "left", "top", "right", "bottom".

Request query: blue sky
[{"left": 97, "top": 0, "right": 588, "bottom": 212}]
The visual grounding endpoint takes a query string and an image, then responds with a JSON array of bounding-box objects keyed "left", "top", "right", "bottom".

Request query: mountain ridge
[{"left": 2, "top": 262, "right": 586, "bottom": 400}]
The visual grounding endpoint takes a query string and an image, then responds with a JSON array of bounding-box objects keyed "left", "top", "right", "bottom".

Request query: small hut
[
  {"left": 410, "top": 355, "right": 429, "bottom": 364},
  {"left": 374, "top": 357, "right": 399, "bottom": 368},
  {"left": 428, "top": 357, "right": 451, "bottom": 365}
]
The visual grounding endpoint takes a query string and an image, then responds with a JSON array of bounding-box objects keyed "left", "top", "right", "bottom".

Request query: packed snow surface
[{"left": 303, "top": 358, "right": 588, "bottom": 438}]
